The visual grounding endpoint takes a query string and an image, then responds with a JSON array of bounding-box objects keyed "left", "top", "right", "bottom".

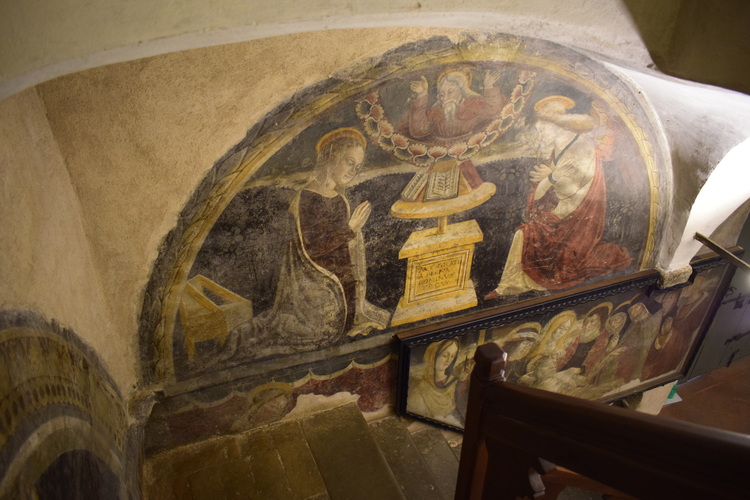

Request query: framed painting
[{"left": 396, "top": 249, "right": 740, "bottom": 431}]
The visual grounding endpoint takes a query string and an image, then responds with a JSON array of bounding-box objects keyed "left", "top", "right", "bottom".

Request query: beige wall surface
[
  {"left": 1, "top": 0, "right": 658, "bottom": 100},
  {"left": 0, "top": 88, "right": 133, "bottom": 392}
]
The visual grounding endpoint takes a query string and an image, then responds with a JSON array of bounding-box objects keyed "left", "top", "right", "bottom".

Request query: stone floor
[{"left": 142, "top": 403, "right": 461, "bottom": 500}]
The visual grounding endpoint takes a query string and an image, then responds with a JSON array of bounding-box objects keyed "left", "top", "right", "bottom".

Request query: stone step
[
  {"left": 144, "top": 418, "right": 330, "bottom": 499},
  {"left": 144, "top": 402, "right": 465, "bottom": 499},
  {"left": 143, "top": 400, "right": 634, "bottom": 500},
  {"left": 300, "top": 404, "right": 404, "bottom": 500},
  {"left": 409, "top": 425, "right": 460, "bottom": 499},
  {"left": 300, "top": 403, "right": 405, "bottom": 500},
  {"left": 368, "top": 416, "right": 447, "bottom": 499},
  {"left": 239, "top": 419, "right": 329, "bottom": 499}
]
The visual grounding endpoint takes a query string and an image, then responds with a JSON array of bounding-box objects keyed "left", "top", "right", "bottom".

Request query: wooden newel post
[
  {"left": 455, "top": 343, "right": 506, "bottom": 500},
  {"left": 472, "top": 343, "right": 508, "bottom": 383}
]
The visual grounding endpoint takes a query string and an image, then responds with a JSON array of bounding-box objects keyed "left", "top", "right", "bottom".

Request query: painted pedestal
[{"left": 391, "top": 219, "right": 483, "bottom": 326}]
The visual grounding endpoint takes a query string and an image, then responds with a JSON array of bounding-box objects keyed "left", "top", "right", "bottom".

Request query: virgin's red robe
[
  {"left": 520, "top": 155, "right": 632, "bottom": 290},
  {"left": 582, "top": 329, "right": 612, "bottom": 375}
]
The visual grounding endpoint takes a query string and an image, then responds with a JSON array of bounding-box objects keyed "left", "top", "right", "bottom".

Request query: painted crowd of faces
[{"left": 406, "top": 267, "right": 725, "bottom": 429}]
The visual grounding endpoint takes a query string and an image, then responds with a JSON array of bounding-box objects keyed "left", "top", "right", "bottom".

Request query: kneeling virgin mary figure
[{"left": 221, "top": 128, "right": 389, "bottom": 361}]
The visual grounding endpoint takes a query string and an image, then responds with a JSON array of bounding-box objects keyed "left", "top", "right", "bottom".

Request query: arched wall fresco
[
  {"left": 140, "top": 33, "right": 670, "bottom": 450},
  {"left": 0, "top": 311, "right": 129, "bottom": 498}
]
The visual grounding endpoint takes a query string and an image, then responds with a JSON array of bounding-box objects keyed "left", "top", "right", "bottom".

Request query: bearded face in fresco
[
  {"left": 438, "top": 77, "right": 466, "bottom": 123},
  {"left": 533, "top": 119, "right": 558, "bottom": 156}
]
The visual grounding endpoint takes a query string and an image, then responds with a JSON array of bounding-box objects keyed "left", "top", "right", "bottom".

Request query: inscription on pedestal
[
  {"left": 416, "top": 257, "right": 462, "bottom": 293},
  {"left": 409, "top": 251, "right": 471, "bottom": 304}
]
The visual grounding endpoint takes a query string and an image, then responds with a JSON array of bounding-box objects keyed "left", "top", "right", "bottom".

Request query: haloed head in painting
[
  {"left": 506, "top": 331, "right": 538, "bottom": 360},
  {"left": 581, "top": 307, "right": 609, "bottom": 343},
  {"left": 437, "top": 72, "right": 469, "bottom": 106},
  {"left": 533, "top": 119, "right": 558, "bottom": 152},
  {"left": 606, "top": 312, "right": 627, "bottom": 334},
  {"left": 583, "top": 314, "right": 602, "bottom": 336},
  {"left": 628, "top": 302, "right": 651, "bottom": 322},
  {"left": 316, "top": 128, "right": 367, "bottom": 189},
  {"left": 550, "top": 318, "right": 573, "bottom": 344},
  {"left": 437, "top": 73, "right": 467, "bottom": 121},
  {"left": 533, "top": 95, "right": 595, "bottom": 154}
]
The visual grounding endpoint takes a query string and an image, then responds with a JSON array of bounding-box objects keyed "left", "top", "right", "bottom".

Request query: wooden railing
[{"left": 455, "top": 343, "right": 750, "bottom": 500}]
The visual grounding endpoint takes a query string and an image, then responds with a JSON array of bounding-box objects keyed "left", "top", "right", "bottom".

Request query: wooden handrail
[{"left": 455, "top": 343, "right": 750, "bottom": 500}]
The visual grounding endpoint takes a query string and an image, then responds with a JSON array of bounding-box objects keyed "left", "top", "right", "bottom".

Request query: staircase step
[
  {"left": 369, "top": 416, "right": 446, "bottom": 500},
  {"left": 215, "top": 459, "right": 257, "bottom": 499},
  {"left": 301, "top": 403, "right": 405, "bottom": 500},
  {"left": 240, "top": 426, "right": 290, "bottom": 498},
  {"left": 238, "top": 419, "right": 328, "bottom": 499},
  {"left": 269, "top": 420, "right": 329, "bottom": 498},
  {"left": 410, "top": 426, "right": 460, "bottom": 499}
]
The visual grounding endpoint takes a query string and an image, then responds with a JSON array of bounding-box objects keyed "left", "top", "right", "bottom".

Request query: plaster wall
[
  {"left": 0, "top": 88, "right": 132, "bottom": 392},
  {"left": 645, "top": 0, "right": 750, "bottom": 94},
  {"left": 3, "top": 0, "right": 739, "bottom": 99},
  {"left": 613, "top": 68, "right": 750, "bottom": 267},
  {"left": 1, "top": 0, "right": 663, "bottom": 100}
]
